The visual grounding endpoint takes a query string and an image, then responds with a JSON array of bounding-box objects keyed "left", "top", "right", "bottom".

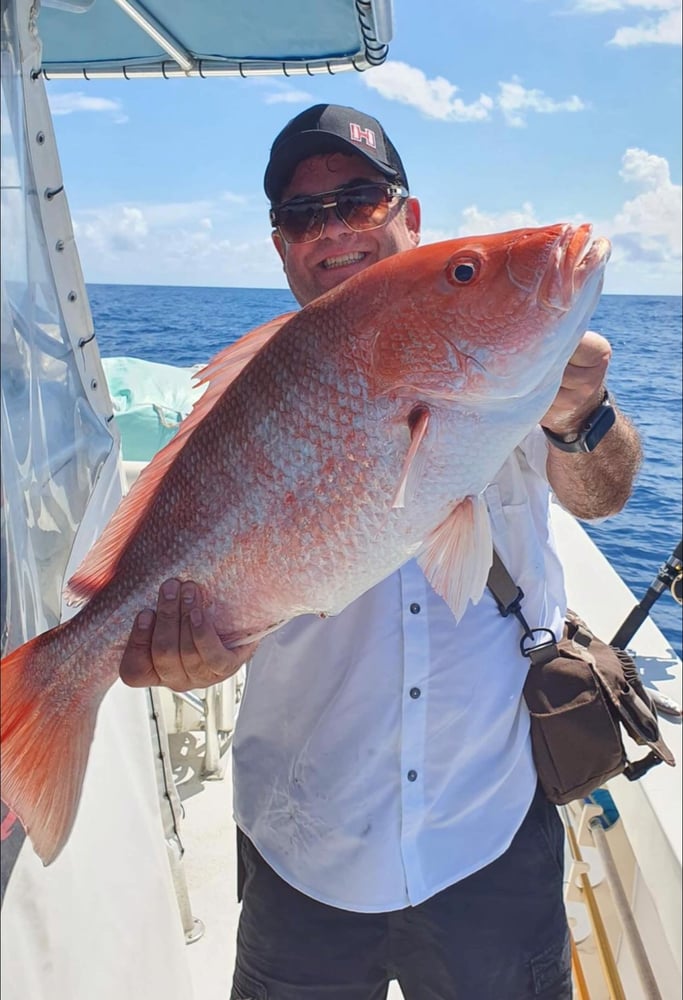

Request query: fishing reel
[
  {"left": 657, "top": 540, "right": 682, "bottom": 605},
  {"left": 611, "top": 539, "right": 682, "bottom": 649}
]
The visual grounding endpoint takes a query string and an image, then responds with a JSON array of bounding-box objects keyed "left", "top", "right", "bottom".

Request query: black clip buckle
[
  {"left": 623, "top": 751, "right": 664, "bottom": 782},
  {"left": 494, "top": 585, "right": 525, "bottom": 619},
  {"left": 521, "top": 628, "right": 559, "bottom": 666}
]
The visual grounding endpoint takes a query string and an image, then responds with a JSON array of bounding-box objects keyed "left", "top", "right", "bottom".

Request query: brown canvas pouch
[{"left": 487, "top": 553, "right": 675, "bottom": 805}]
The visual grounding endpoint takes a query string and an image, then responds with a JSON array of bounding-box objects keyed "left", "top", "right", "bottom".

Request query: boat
[{"left": 0, "top": 1, "right": 680, "bottom": 998}]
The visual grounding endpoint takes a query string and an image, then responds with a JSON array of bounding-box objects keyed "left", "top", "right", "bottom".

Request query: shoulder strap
[
  {"left": 487, "top": 550, "right": 523, "bottom": 615},
  {"left": 487, "top": 550, "right": 559, "bottom": 665}
]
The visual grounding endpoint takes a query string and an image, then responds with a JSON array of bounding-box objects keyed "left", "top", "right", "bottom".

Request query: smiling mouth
[{"left": 321, "top": 251, "right": 367, "bottom": 270}]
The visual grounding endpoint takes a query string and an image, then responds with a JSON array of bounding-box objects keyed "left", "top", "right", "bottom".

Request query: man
[{"left": 120, "top": 105, "right": 642, "bottom": 998}]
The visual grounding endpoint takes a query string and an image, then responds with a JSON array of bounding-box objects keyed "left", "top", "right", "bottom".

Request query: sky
[{"left": 43, "top": 0, "right": 682, "bottom": 296}]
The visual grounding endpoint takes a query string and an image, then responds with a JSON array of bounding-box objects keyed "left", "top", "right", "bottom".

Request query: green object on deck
[{"left": 101, "top": 357, "right": 203, "bottom": 462}]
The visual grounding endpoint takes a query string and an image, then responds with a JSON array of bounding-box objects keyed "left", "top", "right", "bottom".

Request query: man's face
[{"left": 271, "top": 152, "right": 421, "bottom": 306}]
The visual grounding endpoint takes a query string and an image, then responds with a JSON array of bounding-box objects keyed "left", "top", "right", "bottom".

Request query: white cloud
[
  {"left": 573, "top": 0, "right": 678, "bottom": 11},
  {"left": 220, "top": 191, "right": 249, "bottom": 205},
  {"left": 569, "top": 0, "right": 682, "bottom": 46},
  {"left": 611, "top": 147, "right": 682, "bottom": 259},
  {"left": 76, "top": 206, "right": 147, "bottom": 254},
  {"left": 47, "top": 91, "right": 128, "bottom": 122},
  {"left": 610, "top": 6, "right": 681, "bottom": 44},
  {"left": 69, "top": 194, "right": 284, "bottom": 287},
  {"left": 362, "top": 62, "right": 587, "bottom": 127},
  {"left": 264, "top": 89, "right": 314, "bottom": 105},
  {"left": 363, "top": 61, "right": 494, "bottom": 121},
  {"left": 497, "top": 77, "right": 586, "bottom": 127}
]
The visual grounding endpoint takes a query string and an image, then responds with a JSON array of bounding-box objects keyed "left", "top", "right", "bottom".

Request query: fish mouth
[{"left": 537, "top": 224, "right": 611, "bottom": 312}]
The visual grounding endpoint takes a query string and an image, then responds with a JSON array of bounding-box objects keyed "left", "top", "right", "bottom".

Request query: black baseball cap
[{"left": 264, "top": 103, "right": 409, "bottom": 205}]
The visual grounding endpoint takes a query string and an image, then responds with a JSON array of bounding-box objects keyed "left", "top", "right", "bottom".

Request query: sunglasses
[{"left": 270, "top": 182, "right": 409, "bottom": 245}]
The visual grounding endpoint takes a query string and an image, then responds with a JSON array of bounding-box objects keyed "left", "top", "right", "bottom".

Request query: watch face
[{"left": 584, "top": 403, "right": 616, "bottom": 452}]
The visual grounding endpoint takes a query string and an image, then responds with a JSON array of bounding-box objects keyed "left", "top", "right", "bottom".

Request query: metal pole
[
  {"left": 589, "top": 818, "right": 663, "bottom": 1000},
  {"left": 563, "top": 808, "right": 627, "bottom": 1000}
]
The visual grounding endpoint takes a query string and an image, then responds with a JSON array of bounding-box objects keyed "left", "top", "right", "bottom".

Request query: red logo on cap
[{"left": 349, "top": 123, "right": 376, "bottom": 149}]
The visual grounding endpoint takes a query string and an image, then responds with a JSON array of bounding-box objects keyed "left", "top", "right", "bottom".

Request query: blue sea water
[{"left": 86, "top": 284, "right": 683, "bottom": 658}]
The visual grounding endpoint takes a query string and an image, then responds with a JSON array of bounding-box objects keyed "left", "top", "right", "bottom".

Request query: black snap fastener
[
  {"left": 409, "top": 687, "right": 421, "bottom": 699},
  {"left": 407, "top": 770, "right": 418, "bottom": 782},
  {"left": 410, "top": 603, "right": 420, "bottom": 614}
]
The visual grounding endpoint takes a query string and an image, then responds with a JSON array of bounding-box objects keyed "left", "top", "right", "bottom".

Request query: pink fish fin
[
  {"left": 417, "top": 494, "right": 493, "bottom": 621},
  {"left": 392, "top": 404, "right": 431, "bottom": 509},
  {"left": 0, "top": 626, "right": 109, "bottom": 865},
  {"left": 193, "top": 312, "right": 296, "bottom": 387},
  {"left": 65, "top": 312, "right": 295, "bottom": 605}
]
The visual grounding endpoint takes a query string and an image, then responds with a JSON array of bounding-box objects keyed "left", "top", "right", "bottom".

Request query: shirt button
[
  {"left": 407, "top": 770, "right": 418, "bottom": 782},
  {"left": 409, "top": 687, "right": 421, "bottom": 699},
  {"left": 409, "top": 602, "right": 421, "bottom": 614}
]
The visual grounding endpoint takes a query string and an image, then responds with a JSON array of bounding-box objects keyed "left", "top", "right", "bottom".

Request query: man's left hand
[{"left": 541, "top": 331, "right": 611, "bottom": 437}]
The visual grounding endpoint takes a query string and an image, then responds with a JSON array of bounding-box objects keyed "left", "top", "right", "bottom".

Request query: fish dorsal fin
[
  {"left": 65, "top": 312, "right": 294, "bottom": 605},
  {"left": 193, "top": 312, "right": 296, "bottom": 387},
  {"left": 417, "top": 494, "right": 492, "bottom": 621},
  {"left": 392, "top": 404, "right": 431, "bottom": 509}
]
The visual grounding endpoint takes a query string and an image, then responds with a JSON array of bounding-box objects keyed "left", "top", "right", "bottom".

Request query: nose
[{"left": 318, "top": 199, "right": 352, "bottom": 239}]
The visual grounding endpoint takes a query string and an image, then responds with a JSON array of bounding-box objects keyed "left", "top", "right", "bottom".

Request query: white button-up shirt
[{"left": 232, "top": 430, "right": 565, "bottom": 912}]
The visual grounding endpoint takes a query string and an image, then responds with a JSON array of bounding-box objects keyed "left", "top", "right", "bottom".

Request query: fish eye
[{"left": 446, "top": 255, "right": 480, "bottom": 287}]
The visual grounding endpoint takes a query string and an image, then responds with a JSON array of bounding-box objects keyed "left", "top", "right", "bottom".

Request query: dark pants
[{"left": 230, "top": 785, "right": 572, "bottom": 999}]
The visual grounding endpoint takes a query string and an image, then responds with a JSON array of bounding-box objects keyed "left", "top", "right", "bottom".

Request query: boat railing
[
  {"left": 123, "top": 459, "right": 241, "bottom": 781},
  {"left": 562, "top": 794, "right": 671, "bottom": 1000}
]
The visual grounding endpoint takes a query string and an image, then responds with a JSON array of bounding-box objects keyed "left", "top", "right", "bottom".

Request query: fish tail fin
[{"left": 1, "top": 628, "right": 102, "bottom": 866}]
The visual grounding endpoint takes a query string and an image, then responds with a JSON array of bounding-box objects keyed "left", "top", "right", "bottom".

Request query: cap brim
[{"left": 265, "top": 130, "right": 398, "bottom": 203}]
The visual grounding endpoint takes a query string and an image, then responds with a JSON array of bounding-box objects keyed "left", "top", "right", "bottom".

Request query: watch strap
[{"left": 542, "top": 390, "right": 615, "bottom": 454}]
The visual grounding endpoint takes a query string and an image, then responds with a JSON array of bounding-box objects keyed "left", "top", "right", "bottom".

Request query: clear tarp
[
  {"left": 0, "top": 5, "right": 194, "bottom": 996},
  {"left": 1, "top": 0, "right": 118, "bottom": 655}
]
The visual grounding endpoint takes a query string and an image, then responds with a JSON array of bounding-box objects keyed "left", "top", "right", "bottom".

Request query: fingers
[
  {"left": 119, "top": 578, "right": 257, "bottom": 692},
  {"left": 149, "top": 578, "right": 197, "bottom": 691},
  {"left": 120, "top": 608, "right": 160, "bottom": 688},
  {"left": 561, "top": 332, "right": 610, "bottom": 394},
  {"left": 542, "top": 331, "right": 612, "bottom": 433},
  {"left": 176, "top": 583, "right": 257, "bottom": 687}
]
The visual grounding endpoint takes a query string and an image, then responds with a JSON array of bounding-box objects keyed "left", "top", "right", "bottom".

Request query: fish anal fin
[
  {"left": 66, "top": 312, "right": 294, "bottom": 605},
  {"left": 418, "top": 495, "right": 493, "bottom": 621},
  {"left": 392, "top": 404, "right": 431, "bottom": 509},
  {"left": 0, "top": 627, "right": 111, "bottom": 865}
]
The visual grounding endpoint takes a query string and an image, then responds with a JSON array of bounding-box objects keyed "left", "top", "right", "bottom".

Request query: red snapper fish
[{"left": 1, "top": 224, "right": 610, "bottom": 864}]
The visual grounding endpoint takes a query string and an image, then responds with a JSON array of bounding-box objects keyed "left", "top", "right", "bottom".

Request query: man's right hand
[{"left": 119, "top": 578, "right": 258, "bottom": 692}]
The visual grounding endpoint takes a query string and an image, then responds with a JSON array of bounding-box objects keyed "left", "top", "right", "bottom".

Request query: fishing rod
[
  {"left": 609, "top": 539, "right": 683, "bottom": 718},
  {"left": 610, "top": 539, "right": 682, "bottom": 650}
]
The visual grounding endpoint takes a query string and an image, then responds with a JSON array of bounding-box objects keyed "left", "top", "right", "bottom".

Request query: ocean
[{"left": 86, "top": 284, "right": 683, "bottom": 658}]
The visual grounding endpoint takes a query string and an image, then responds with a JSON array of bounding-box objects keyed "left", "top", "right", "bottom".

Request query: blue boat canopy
[{"left": 38, "top": 0, "right": 393, "bottom": 79}]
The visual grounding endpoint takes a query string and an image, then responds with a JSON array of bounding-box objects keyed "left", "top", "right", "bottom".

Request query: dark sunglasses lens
[
  {"left": 277, "top": 202, "right": 324, "bottom": 243},
  {"left": 338, "top": 186, "right": 393, "bottom": 231}
]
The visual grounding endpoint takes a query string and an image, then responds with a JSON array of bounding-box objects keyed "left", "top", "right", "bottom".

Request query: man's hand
[
  {"left": 120, "top": 578, "right": 258, "bottom": 692},
  {"left": 541, "top": 330, "right": 642, "bottom": 520},
  {"left": 541, "top": 330, "right": 611, "bottom": 437}
]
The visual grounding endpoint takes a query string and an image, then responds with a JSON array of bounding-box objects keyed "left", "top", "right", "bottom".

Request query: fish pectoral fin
[
  {"left": 392, "top": 405, "right": 431, "bottom": 509},
  {"left": 417, "top": 494, "right": 493, "bottom": 621}
]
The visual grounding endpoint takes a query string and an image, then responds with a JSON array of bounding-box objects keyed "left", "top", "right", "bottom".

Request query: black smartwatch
[{"left": 542, "top": 390, "right": 616, "bottom": 454}]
